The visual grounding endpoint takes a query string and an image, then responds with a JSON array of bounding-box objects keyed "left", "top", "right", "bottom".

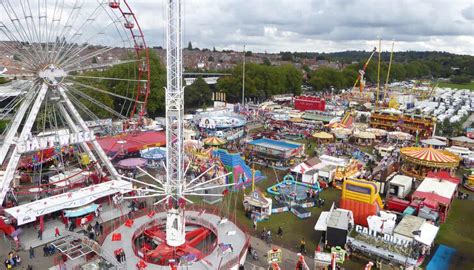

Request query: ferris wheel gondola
[{"left": 0, "top": 0, "right": 149, "bottom": 210}]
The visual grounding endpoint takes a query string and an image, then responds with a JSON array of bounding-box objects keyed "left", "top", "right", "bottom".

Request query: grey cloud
[
  {"left": 2, "top": 0, "right": 469, "bottom": 54},
  {"left": 462, "top": 4, "right": 474, "bottom": 20}
]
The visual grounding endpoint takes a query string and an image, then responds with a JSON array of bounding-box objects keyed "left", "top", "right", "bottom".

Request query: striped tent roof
[
  {"left": 400, "top": 147, "right": 461, "bottom": 164},
  {"left": 203, "top": 136, "right": 227, "bottom": 146}
]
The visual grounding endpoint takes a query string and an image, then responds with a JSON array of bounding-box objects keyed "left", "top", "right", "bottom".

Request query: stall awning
[
  {"left": 64, "top": 203, "right": 99, "bottom": 218},
  {"left": 312, "top": 132, "right": 334, "bottom": 140},
  {"left": 314, "top": 211, "right": 330, "bottom": 231},
  {"left": 415, "top": 222, "right": 439, "bottom": 246}
]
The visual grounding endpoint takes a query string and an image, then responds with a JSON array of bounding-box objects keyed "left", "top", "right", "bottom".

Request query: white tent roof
[
  {"left": 415, "top": 222, "right": 439, "bottom": 246},
  {"left": 5, "top": 180, "right": 132, "bottom": 225},
  {"left": 319, "top": 155, "right": 347, "bottom": 167},
  {"left": 417, "top": 177, "right": 457, "bottom": 200},
  {"left": 291, "top": 162, "right": 312, "bottom": 174},
  {"left": 421, "top": 138, "right": 447, "bottom": 147},
  {"left": 314, "top": 211, "right": 331, "bottom": 231},
  {"left": 390, "top": 175, "right": 413, "bottom": 186}
]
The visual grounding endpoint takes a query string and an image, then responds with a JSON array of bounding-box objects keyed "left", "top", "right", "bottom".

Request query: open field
[
  {"left": 436, "top": 199, "right": 474, "bottom": 270},
  {"left": 438, "top": 81, "right": 474, "bottom": 90}
]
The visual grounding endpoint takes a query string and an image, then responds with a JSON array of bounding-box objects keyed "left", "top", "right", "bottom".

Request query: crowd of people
[{"left": 3, "top": 251, "right": 21, "bottom": 269}]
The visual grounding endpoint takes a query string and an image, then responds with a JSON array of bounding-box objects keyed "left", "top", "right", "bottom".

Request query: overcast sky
[{"left": 132, "top": 0, "right": 474, "bottom": 55}]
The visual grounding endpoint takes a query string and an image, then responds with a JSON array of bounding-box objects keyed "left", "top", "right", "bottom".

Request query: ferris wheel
[{"left": 0, "top": 0, "right": 149, "bottom": 208}]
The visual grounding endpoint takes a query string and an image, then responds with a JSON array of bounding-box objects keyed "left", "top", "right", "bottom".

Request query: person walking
[
  {"left": 54, "top": 227, "right": 60, "bottom": 237},
  {"left": 42, "top": 245, "right": 48, "bottom": 257},
  {"left": 300, "top": 238, "right": 306, "bottom": 254},
  {"left": 29, "top": 247, "right": 34, "bottom": 259},
  {"left": 277, "top": 226, "right": 283, "bottom": 238},
  {"left": 37, "top": 229, "right": 42, "bottom": 240}
]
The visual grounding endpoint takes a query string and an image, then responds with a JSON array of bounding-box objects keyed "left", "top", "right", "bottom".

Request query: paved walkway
[
  {"left": 18, "top": 201, "right": 130, "bottom": 248},
  {"left": 245, "top": 236, "right": 313, "bottom": 269}
]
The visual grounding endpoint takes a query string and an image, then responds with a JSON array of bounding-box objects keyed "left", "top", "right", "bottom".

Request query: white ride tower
[
  {"left": 122, "top": 0, "right": 234, "bottom": 250},
  {"left": 164, "top": 0, "right": 187, "bottom": 247}
]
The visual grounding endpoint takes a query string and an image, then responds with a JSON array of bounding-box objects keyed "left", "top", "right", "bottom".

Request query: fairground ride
[
  {"left": 115, "top": 0, "right": 246, "bottom": 268},
  {"left": 0, "top": 0, "right": 149, "bottom": 224}
]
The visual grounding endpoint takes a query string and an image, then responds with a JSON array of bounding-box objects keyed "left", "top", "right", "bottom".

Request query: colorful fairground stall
[
  {"left": 243, "top": 189, "right": 272, "bottom": 222},
  {"left": 369, "top": 111, "right": 436, "bottom": 139},
  {"left": 347, "top": 216, "right": 439, "bottom": 268},
  {"left": 400, "top": 147, "right": 461, "bottom": 179},
  {"left": 247, "top": 138, "right": 304, "bottom": 170},
  {"left": 411, "top": 171, "right": 459, "bottom": 223},
  {"left": 312, "top": 131, "right": 334, "bottom": 144},
  {"left": 353, "top": 130, "right": 376, "bottom": 146}
]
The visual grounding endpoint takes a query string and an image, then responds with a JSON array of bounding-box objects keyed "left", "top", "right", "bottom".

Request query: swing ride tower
[{"left": 99, "top": 1, "right": 249, "bottom": 268}]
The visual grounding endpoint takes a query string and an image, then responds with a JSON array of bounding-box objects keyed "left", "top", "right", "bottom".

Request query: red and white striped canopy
[{"left": 400, "top": 147, "right": 460, "bottom": 163}]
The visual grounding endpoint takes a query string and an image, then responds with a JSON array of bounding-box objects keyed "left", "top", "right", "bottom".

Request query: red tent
[{"left": 97, "top": 131, "right": 166, "bottom": 155}]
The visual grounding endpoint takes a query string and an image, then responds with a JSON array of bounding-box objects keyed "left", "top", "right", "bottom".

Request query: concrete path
[{"left": 245, "top": 236, "right": 313, "bottom": 269}]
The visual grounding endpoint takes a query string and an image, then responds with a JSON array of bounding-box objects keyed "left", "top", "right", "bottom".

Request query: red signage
[{"left": 294, "top": 96, "right": 326, "bottom": 111}]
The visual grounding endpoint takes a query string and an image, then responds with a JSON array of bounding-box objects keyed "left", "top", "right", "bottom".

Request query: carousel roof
[
  {"left": 312, "top": 131, "right": 334, "bottom": 139},
  {"left": 203, "top": 136, "right": 227, "bottom": 146},
  {"left": 400, "top": 147, "right": 461, "bottom": 167}
]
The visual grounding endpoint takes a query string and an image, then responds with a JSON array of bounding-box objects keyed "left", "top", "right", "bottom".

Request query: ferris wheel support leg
[
  {"left": 57, "top": 87, "right": 119, "bottom": 179},
  {"left": 56, "top": 103, "right": 101, "bottom": 172},
  {"left": 0, "top": 88, "right": 36, "bottom": 165},
  {"left": 0, "top": 83, "right": 49, "bottom": 204}
]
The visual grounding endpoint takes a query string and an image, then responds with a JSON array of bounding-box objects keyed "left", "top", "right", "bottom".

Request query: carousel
[
  {"left": 203, "top": 136, "right": 227, "bottom": 147},
  {"left": 400, "top": 147, "right": 461, "bottom": 179}
]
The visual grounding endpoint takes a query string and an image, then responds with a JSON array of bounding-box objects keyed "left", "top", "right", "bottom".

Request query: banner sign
[
  {"left": 355, "top": 225, "right": 411, "bottom": 247},
  {"left": 18, "top": 131, "right": 95, "bottom": 153}
]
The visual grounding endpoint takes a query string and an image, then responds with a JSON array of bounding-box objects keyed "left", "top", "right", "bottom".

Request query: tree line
[
  {"left": 216, "top": 63, "right": 302, "bottom": 103},
  {"left": 69, "top": 49, "right": 473, "bottom": 118}
]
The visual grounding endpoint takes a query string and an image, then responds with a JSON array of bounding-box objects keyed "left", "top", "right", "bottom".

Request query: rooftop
[{"left": 393, "top": 215, "right": 425, "bottom": 239}]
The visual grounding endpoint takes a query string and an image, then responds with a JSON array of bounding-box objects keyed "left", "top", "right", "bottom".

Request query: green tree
[
  {"left": 187, "top": 41, "right": 193, "bottom": 50},
  {"left": 281, "top": 52, "right": 293, "bottom": 61},
  {"left": 208, "top": 55, "right": 215, "bottom": 62},
  {"left": 72, "top": 50, "right": 166, "bottom": 118},
  {"left": 216, "top": 62, "right": 302, "bottom": 102},
  {"left": 263, "top": 57, "right": 271, "bottom": 66},
  {"left": 185, "top": 77, "right": 212, "bottom": 108}
]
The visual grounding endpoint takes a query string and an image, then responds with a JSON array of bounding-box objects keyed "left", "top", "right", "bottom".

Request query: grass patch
[
  {"left": 438, "top": 81, "right": 474, "bottom": 90},
  {"left": 211, "top": 163, "right": 343, "bottom": 254},
  {"left": 435, "top": 199, "right": 474, "bottom": 269}
]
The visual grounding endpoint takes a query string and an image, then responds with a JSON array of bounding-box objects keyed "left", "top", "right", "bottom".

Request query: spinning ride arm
[{"left": 353, "top": 47, "right": 377, "bottom": 94}]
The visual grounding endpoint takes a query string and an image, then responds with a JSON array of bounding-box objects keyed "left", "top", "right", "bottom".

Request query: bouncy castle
[{"left": 339, "top": 179, "right": 384, "bottom": 226}]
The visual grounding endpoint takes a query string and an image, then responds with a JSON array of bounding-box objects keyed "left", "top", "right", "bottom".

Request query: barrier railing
[{"left": 96, "top": 202, "right": 250, "bottom": 269}]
